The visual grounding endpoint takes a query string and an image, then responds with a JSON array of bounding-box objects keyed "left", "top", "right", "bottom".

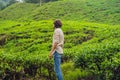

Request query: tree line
[
  {"left": 0, "top": 0, "right": 62, "bottom": 10},
  {"left": 0, "top": 0, "right": 17, "bottom": 10},
  {"left": 24, "top": 0, "right": 61, "bottom": 3}
]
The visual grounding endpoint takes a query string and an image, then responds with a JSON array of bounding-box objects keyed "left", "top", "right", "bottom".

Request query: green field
[{"left": 0, "top": 0, "right": 120, "bottom": 80}]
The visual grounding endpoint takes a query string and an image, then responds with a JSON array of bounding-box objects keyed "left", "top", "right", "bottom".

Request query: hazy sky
[{"left": 16, "top": 0, "right": 23, "bottom": 2}]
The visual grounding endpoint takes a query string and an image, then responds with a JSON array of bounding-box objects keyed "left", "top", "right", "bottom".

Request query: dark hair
[{"left": 54, "top": 19, "right": 62, "bottom": 28}]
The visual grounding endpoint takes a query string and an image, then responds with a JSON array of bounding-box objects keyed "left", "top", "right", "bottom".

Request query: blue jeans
[{"left": 53, "top": 51, "right": 63, "bottom": 80}]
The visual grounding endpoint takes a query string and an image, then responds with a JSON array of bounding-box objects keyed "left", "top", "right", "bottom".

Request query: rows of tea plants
[
  {"left": 73, "top": 23, "right": 120, "bottom": 80},
  {"left": 74, "top": 38, "right": 120, "bottom": 80},
  {"left": 0, "top": 20, "right": 120, "bottom": 80}
]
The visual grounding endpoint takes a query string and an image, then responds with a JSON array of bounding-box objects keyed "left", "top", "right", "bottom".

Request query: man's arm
[
  {"left": 49, "top": 29, "right": 60, "bottom": 59},
  {"left": 49, "top": 42, "right": 58, "bottom": 59}
]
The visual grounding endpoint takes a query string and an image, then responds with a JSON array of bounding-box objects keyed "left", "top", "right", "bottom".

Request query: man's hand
[
  {"left": 49, "top": 42, "right": 58, "bottom": 59},
  {"left": 49, "top": 51, "right": 53, "bottom": 59}
]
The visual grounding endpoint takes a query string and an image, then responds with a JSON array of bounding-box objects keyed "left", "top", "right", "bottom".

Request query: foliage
[
  {"left": 0, "top": 0, "right": 120, "bottom": 24},
  {"left": 24, "top": 0, "right": 40, "bottom": 3},
  {"left": 61, "top": 62, "right": 91, "bottom": 80},
  {"left": 24, "top": 0, "right": 60, "bottom": 3},
  {"left": 74, "top": 39, "right": 120, "bottom": 80},
  {"left": 0, "top": 3, "right": 38, "bottom": 20},
  {"left": 0, "top": 20, "right": 120, "bottom": 79},
  {"left": 0, "top": 0, "right": 17, "bottom": 10},
  {"left": 0, "top": 0, "right": 120, "bottom": 80},
  {"left": 0, "top": 0, "right": 7, "bottom": 10}
]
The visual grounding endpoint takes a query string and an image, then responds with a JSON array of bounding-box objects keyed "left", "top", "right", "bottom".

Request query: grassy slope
[
  {"left": 0, "top": 3, "right": 38, "bottom": 20},
  {"left": 0, "top": 0, "right": 120, "bottom": 24},
  {"left": 32, "top": 0, "right": 120, "bottom": 24}
]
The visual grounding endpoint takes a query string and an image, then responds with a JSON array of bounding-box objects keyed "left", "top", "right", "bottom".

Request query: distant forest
[{"left": 0, "top": 0, "right": 61, "bottom": 10}]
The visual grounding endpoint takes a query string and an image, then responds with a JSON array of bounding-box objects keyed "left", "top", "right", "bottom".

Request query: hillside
[
  {"left": 0, "top": 3, "right": 38, "bottom": 20},
  {"left": 0, "top": 0, "right": 120, "bottom": 24},
  {"left": 31, "top": 0, "right": 120, "bottom": 24}
]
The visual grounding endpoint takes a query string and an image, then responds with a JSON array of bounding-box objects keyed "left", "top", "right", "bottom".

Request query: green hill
[
  {"left": 0, "top": 3, "right": 38, "bottom": 20},
  {"left": 31, "top": 0, "right": 120, "bottom": 24},
  {"left": 0, "top": 0, "right": 120, "bottom": 24}
]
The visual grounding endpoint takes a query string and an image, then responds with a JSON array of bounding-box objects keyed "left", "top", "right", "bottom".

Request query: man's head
[{"left": 54, "top": 19, "right": 62, "bottom": 28}]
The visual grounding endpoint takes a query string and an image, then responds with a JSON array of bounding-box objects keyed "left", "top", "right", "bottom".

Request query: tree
[
  {"left": 24, "top": 0, "right": 40, "bottom": 3},
  {"left": 0, "top": 0, "right": 18, "bottom": 10},
  {"left": 24, "top": 0, "right": 61, "bottom": 4},
  {"left": 0, "top": 1, "right": 6, "bottom": 10},
  {"left": 8, "top": 0, "right": 16, "bottom": 5}
]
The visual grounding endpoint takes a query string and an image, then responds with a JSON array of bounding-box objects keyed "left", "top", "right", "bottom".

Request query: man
[{"left": 49, "top": 19, "right": 64, "bottom": 80}]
